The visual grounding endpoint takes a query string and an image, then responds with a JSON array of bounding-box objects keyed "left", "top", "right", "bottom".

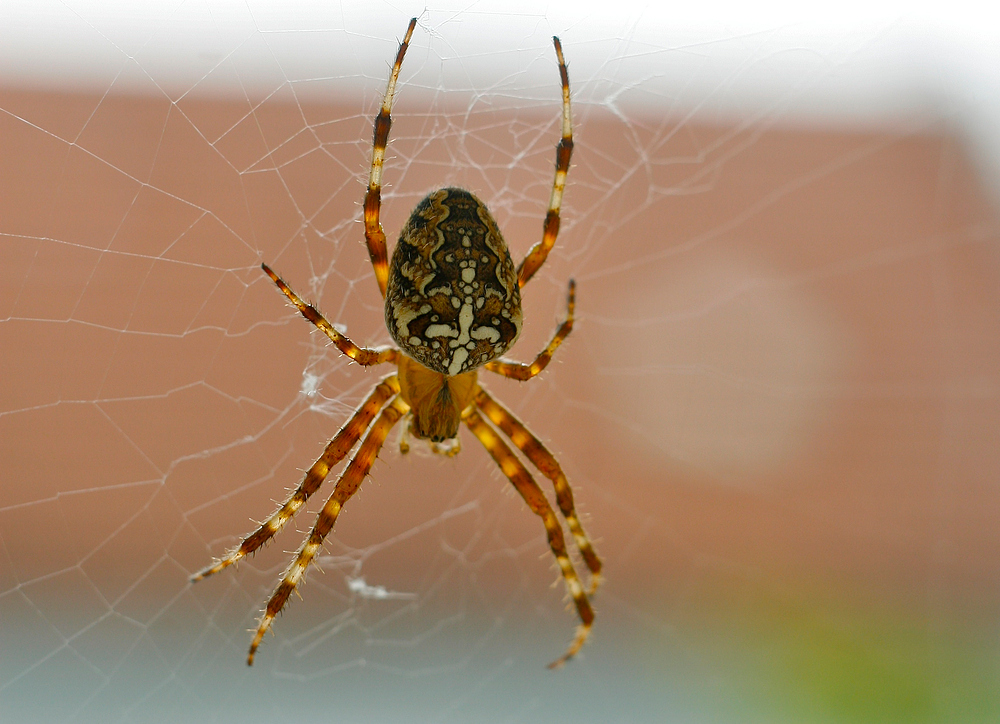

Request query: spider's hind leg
[
  {"left": 364, "top": 17, "right": 418, "bottom": 298},
  {"left": 516, "top": 35, "right": 573, "bottom": 288}
]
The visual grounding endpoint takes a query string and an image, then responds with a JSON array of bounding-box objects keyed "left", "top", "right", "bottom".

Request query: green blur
[{"left": 672, "top": 581, "right": 1000, "bottom": 723}]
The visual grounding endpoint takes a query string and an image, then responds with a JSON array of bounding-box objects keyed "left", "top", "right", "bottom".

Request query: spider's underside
[{"left": 191, "top": 17, "right": 601, "bottom": 669}]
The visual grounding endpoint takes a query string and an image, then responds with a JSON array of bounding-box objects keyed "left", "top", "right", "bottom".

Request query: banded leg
[
  {"left": 262, "top": 263, "right": 398, "bottom": 366},
  {"left": 517, "top": 36, "right": 573, "bottom": 288},
  {"left": 485, "top": 279, "right": 574, "bottom": 381},
  {"left": 248, "top": 395, "right": 410, "bottom": 665},
  {"left": 473, "top": 387, "right": 601, "bottom": 593},
  {"left": 364, "top": 17, "right": 418, "bottom": 298},
  {"left": 463, "top": 408, "right": 593, "bottom": 669},
  {"left": 191, "top": 375, "right": 401, "bottom": 582}
]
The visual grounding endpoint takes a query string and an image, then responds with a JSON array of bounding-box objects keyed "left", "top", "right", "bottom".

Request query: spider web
[{"left": 2, "top": 2, "right": 1000, "bottom": 722}]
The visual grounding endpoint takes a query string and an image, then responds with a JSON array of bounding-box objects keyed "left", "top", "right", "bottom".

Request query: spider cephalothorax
[
  {"left": 192, "top": 17, "right": 600, "bottom": 669},
  {"left": 386, "top": 187, "right": 522, "bottom": 441}
]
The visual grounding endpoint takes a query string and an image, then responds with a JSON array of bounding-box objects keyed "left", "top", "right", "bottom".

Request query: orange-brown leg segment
[
  {"left": 262, "top": 263, "right": 398, "bottom": 366},
  {"left": 463, "top": 408, "right": 593, "bottom": 669},
  {"left": 364, "top": 17, "right": 417, "bottom": 298},
  {"left": 485, "top": 279, "right": 574, "bottom": 381},
  {"left": 517, "top": 36, "right": 573, "bottom": 288},
  {"left": 190, "top": 375, "right": 401, "bottom": 582},
  {"left": 247, "top": 395, "right": 410, "bottom": 665},
  {"left": 473, "top": 387, "right": 601, "bottom": 593}
]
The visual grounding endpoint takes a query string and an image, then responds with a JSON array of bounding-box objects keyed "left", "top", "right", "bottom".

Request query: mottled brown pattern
[
  {"left": 385, "top": 188, "right": 522, "bottom": 375},
  {"left": 192, "top": 22, "right": 597, "bottom": 669}
]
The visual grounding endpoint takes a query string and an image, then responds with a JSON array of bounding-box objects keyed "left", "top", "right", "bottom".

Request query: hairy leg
[
  {"left": 191, "top": 375, "right": 401, "bottom": 581},
  {"left": 262, "top": 263, "right": 398, "bottom": 366},
  {"left": 516, "top": 36, "right": 573, "bottom": 288},
  {"left": 364, "top": 17, "right": 418, "bottom": 298},
  {"left": 473, "top": 387, "right": 601, "bottom": 592},
  {"left": 485, "top": 279, "right": 574, "bottom": 381},
  {"left": 247, "top": 395, "right": 410, "bottom": 664},
  {"left": 463, "top": 407, "right": 593, "bottom": 668}
]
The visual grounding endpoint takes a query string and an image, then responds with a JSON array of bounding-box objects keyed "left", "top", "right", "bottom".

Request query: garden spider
[{"left": 191, "top": 18, "right": 601, "bottom": 669}]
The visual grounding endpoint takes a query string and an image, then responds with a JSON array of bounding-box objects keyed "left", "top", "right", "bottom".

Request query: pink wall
[{"left": 2, "top": 86, "right": 999, "bottom": 720}]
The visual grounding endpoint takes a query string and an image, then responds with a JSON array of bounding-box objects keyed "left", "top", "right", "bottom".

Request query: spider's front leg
[
  {"left": 248, "top": 395, "right": 411, "bottom": 665},
  {"left": 190, "top": 375, "right": 401, "bottom": 582},
  {"left": 473, "top": 387, "right": 601, "bottom": 593},
  {"left": 463, "top": 408, "right": 594, "bottom": 668}
]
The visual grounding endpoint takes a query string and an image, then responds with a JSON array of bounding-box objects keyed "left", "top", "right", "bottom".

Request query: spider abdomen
[{"left": 385, "top": 188, "right": 522, "bottom": 376}]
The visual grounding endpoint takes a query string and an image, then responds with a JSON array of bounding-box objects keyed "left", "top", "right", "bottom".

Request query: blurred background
[{"left": 2, "top": 1, "right": 999, "bottom": 722}]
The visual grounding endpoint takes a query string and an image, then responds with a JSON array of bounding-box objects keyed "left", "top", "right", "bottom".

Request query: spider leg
[
  {"left": 262, "top": 263, "right": 398, "bottom": 366},
  {"left": 462, "top": 408, "right": 593, "bottom": 669},
  {"left": 473, "top": 387, "right": 601, "bottom": 593},
  {"left": 516, "top": 36, "right": 573, "bottom": 288},
  {"left": 364, "top": 17, "right": 418, "bottom": 299},
  {"left": 398, "top": 413, "right": 412, "bottom": 454},
  {"left": 190, "top": 374, "right": 401, "bottom": 582},
  {"left": 247, "top": 395, "right": 410, "bottom": 665},
  {"left": 485, "top": 279, "right": 574, "bottom": 381}
]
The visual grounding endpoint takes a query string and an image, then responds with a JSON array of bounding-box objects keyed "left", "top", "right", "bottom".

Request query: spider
[{"left": 191, "top": 17, "right": 601, "bottom": 669}]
